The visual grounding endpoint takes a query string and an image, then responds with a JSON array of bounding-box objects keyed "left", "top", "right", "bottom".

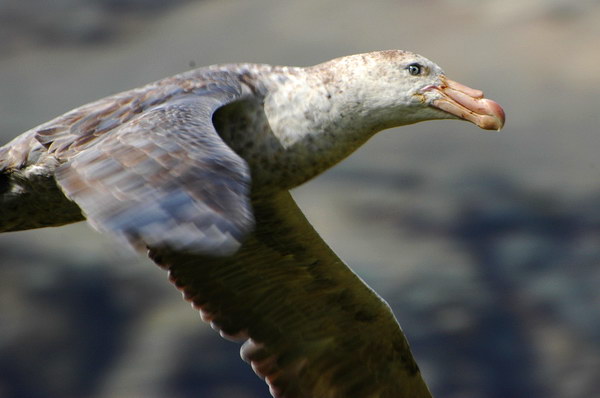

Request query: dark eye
[{"left": 406, "top": 63, "right": 423, "bottom": 76}]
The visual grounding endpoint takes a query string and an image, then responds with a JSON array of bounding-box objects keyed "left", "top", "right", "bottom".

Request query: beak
[{"left": 428, "top": 77, "right": 505, "bottom": 131}]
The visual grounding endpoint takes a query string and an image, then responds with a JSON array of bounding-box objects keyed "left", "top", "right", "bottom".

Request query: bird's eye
[{"left": 406, "top": 63, "right": 423, "bottom": 76}]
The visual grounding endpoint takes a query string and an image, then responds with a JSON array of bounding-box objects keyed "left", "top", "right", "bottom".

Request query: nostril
[{"left": 419, "top": 85, "right": 438, "bottom": 93}]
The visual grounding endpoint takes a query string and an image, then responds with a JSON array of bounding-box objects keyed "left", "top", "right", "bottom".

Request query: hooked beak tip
[{"left": 430, "top": 77, "right": 505, "bottom": 131}]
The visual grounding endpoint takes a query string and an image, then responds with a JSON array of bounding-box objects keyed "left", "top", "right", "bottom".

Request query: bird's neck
[
  {"left": 265, "top": 65, "right": 386, "bottom": 143},
  {"left": 215, "top": 64, "right": 386, "bottom": 191},
  {"left": 261, "top": 66, "right": 385, "bottom": 188}
]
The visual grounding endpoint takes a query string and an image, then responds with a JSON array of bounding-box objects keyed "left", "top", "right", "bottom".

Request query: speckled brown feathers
[
  {"left": 33, "top": 70, "right": 245, "bottom": 159},
  {"left": 53, "top": 90, "right": 254, "bottom": 255},
  {"left": 152, "top": 191, "right": 432, "bottom": 398},
  {"left": 1, "top": 70, "right": 255, "bottom": 252}
]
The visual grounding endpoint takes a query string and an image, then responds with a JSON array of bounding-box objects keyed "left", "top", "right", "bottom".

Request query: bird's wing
[
  {"left": 51, "top": 82, "right": 253, "bottom": 255},
  {"left": 153, "top": 191, "right": 432, "bottom": 398}
]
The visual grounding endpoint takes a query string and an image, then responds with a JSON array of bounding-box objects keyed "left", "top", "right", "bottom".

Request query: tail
[{"left": 0, "top": 135, "right": 84, "bottom": 233}]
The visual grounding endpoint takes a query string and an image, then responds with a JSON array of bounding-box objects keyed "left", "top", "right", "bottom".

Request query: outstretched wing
[
  {"left": 52, "top": 82, "right": 253, "bottom": 255},
  {"left": 153, "top": 191, "right": 432, "bottom": 398}
]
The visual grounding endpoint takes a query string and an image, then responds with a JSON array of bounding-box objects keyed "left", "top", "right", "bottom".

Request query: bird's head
[{"left": 320, "top": 50, "right": 505, "bottom": 132}]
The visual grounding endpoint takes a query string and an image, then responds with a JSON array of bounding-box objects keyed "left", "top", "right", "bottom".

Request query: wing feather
[
  {"left": 52, "top": 81, "right": 254, "bottom": 256},
  {"left": 152, "top": 191, "right": 432, "bottom": 398}
]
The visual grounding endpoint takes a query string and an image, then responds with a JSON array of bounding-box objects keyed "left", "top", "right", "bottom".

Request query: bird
[{"left": 0, "top": 50, "right": 504, "bottom": 398}]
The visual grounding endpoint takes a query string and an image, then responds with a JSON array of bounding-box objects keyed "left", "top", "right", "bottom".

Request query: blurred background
[{"left": 0, "top": 0, "right": 599, "bottom": 397}]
